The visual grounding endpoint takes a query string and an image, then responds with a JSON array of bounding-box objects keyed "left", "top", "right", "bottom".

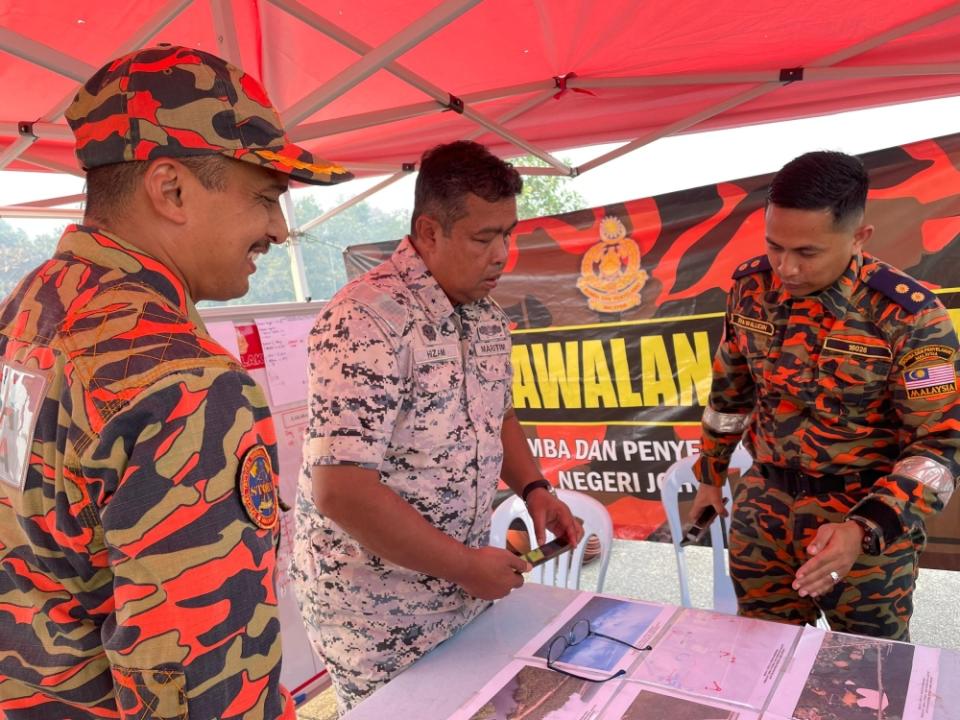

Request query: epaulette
[
  {"left": 866, "top": 267, "right": 936, "bottom": 314},
  {"left": 347, "top": 282, "right": 408, "bottom": 335},
  {"left": 732, "top": 255, "right": 771, "bottom": 280}
]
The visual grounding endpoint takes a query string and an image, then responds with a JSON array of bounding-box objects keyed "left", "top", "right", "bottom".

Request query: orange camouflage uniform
[
  {"left": 0, "top": 226, "right": 294, "bottom": 719},
  {"left": 696, "top": 252, "right": 960, "bottom": 639}
]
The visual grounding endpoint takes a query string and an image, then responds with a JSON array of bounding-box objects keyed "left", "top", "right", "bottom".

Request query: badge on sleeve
[{"left": 238, "top": 445, "right": 278, "bottom": 529}]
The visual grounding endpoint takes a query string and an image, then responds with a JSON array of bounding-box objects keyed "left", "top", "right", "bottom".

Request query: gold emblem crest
[
  {"left": 577, "top": 216, "right": 647, "bottom": 313},
  {"left": 911, "top": 291, "right": 925, "bottom": 302},
  {"left": 895, "top": 283, "right": 909, "bottom": 294}
]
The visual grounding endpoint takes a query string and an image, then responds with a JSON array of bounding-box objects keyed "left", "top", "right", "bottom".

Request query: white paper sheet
[
  {"left": 766, "top": 625, "right": 940, "bottom": 720},
  {"left": 629, "top": 607, "right": 800, "bottom": 710},
  {"left": 449, "top": 660, "right": 623, "bottom": 720},
  {"left": 600, "top": 682, "right": 759, "bottom": 720},
  {"left": 204, "top": 320, "right": 242, "bottom": 362},
  {"left": 255, "top": 315, "right": 316, "bottom": 408},
  {"left": 518, "top": 593, "right": 677, "bottom": 677}
]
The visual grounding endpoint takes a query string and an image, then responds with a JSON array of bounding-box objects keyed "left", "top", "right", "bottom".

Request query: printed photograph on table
[
  {"left": 599, "top": 683, "right": 758, "bottom": 720},
  {"left": 449, "top": 660, "right": 622, "bottom": 720},
  {"left": 629, "top": 607, "right": 800, "bottom": 710},
  {"left": 519, "top": 593, "right": 676, "bottom": 676},
  {"left": 766, "top": 625, "right": 945, "bottom": 720}
]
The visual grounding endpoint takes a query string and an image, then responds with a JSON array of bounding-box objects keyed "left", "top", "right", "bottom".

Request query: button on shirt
[
  {"left": 292, "top": 237, "right": 513, "bottom": 620},
  {"left": 697, "top": 253, "right": 960, "bottom": 537}
]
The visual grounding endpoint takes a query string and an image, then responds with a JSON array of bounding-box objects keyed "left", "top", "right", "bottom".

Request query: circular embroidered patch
[{"left": 238, "top": 445, "right": 278, "bottom": 529}]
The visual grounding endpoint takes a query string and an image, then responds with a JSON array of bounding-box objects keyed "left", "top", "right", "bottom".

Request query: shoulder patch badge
[
  {"left": 901, "top": 344, "right": 955, "bottom": 369},
  {"left": 238, "top": 445, "right": 278, "bottom": 530},
  {"left": 732, "top": 255, "right": 771, "bottom": 280},
  {"left": 902, "top": 363, "right": 957, "bottom": 400},
  {"left": 866, "top": 267, "right": 935, "bottom": 313}
]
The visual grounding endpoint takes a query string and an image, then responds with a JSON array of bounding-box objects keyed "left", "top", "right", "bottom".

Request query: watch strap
[{"left": 521, "top": 479, "right": 554, "bottom": 503}]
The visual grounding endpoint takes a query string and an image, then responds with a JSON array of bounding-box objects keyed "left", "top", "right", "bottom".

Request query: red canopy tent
[{"left": 2, "top": 0, "right": 960, "bottom": 211}]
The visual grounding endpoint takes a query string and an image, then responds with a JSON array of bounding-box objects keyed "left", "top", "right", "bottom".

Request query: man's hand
[
  {"left": 793, "top": 521, "right": 864, "bottom": 598},
  {"left": 454, "top": 546, "right": 530, "bottom": 600},
  {"left": 525, "top": 489, "right": 584, "bottom": 547},
  {"left": 688, "top": 483, "right": 727, "bottom": 523}
]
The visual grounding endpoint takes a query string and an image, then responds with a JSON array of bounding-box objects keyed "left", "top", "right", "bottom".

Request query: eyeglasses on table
[{"left": 546, "top": 618, "right": 652, "bottom": 683}]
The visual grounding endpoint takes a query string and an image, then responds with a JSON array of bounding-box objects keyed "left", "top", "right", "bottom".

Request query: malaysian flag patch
[{"left": 903, "top": 363, "right": 957, "bottom": 399}]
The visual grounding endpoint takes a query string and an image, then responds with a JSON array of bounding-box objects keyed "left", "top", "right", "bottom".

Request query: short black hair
[
  {"left": 411, "top": 140, "right": 523, "bottom": 236},
  {"left": 767, "top": 151, "right": 868, "bottom": 230},
  {"left": 84, "top": 155, "right": 229, "bottom": 223}
]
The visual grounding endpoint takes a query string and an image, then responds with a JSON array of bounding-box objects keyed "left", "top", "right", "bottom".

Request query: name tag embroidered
[
  {"left": 0, "top": 362, "right": 48, "bottom": 490},
  {"left": 823, "top": 338, "right": 893, "bottom": 360},
  {"left": 903, "top": 363, "right": 957, "bottom": 400},
  {"left": 474, "top": 340, "right": 509, "bottom": 357},
  {"left": 414, "top": 343, "right": 459, "bottom": 364},
  {"left": 732, "top": 314, "right": 774, "bottom": 336}
]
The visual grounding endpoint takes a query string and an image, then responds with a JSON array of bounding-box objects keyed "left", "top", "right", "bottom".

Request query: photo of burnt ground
[
  {"left": 470, "top": 665, "right": 594, "bottom": 720},
  {"left": 791, "top": 634, "right": 915, "bottom": 720},
  {"left": 619, "top": 688, "right": 741, "bottom": 720}
]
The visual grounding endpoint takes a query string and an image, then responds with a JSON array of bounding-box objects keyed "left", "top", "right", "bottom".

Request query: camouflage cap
[{"left": 66, "top": 44, "right": 352, "bottom": 186}]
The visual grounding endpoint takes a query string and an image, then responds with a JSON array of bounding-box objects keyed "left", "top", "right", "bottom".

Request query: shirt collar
[
  {"left": 56, "top": 224, "right": 203, "bottom": 327},
  {"left": 817, "top": 254, "right": 861, "bottom": 319},
  {"left": 390, "top": 236, "right": 457, "bottom": 322}
]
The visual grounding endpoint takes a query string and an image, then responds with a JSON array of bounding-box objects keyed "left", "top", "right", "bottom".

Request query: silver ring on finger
[{"left": 829, "top": 570, "right": 841, "bottom": 585}]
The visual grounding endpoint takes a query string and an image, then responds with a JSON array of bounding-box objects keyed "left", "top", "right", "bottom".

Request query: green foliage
[
  {"left": 293, "top": 195, "right": 409, "bottom": 301},
  {"left": 0, "top": 221, "right": 63, "bottom": 298},
  {"left": 513, "top": 155, "right": 587, "bottom": 220}
]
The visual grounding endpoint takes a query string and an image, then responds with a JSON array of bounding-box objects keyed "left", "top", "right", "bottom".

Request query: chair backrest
[
  {"left": 489, "top": 488, "right": 614, "bottom": 591},
  {"left": 660, "top": 446, "right": 753, "bottom": 614}
]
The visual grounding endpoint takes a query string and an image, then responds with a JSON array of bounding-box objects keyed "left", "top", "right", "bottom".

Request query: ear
[
  {"left": 852, "top": 223, "right": 873, "bottom": 252},
  {"left": 142, "top": 159, "right": 189, "bottom": 225},
  {"left": 412, "top": 214, "right": 441, "bottom": 254}
]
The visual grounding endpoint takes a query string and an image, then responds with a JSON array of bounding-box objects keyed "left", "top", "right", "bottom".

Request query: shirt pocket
[
  {"left": 817, "top": 342, "right": 892, "bottom": 413},
  {"left": 411, "top": 355, "right": 464, "bottom": 439}
]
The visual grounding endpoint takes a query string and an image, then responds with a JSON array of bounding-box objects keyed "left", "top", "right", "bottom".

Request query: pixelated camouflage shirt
[
  {"left": 0, "top": 226, "right": 293, "bottom": 719},
  {"left": 291, "top": 237, "right": 513, "bottom": 624},
  {"left": 696, "top": 252, "right": 960, "bottom": 546}
]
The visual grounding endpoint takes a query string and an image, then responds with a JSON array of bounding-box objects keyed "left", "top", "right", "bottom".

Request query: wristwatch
[
  {"left": 521, "top": 479, "right": 556, "bottom": 503},
  {"left": 848, "top": 515, "right": 884, "bottom": 556}
]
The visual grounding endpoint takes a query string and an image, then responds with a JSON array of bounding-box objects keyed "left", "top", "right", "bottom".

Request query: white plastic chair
[
  {"left": 489, "top": 488, "right": 613, "bottom": 591},
  {"left": 660, "top": 445, "right": 754, "bottom": 614}
]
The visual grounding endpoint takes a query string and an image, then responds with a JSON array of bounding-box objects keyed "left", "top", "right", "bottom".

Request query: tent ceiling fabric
[{"left": 2, "top": 0, "right": 960, "bottom": 182}]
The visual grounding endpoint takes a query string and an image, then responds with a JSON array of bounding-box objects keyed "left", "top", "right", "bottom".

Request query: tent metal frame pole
[
  {"left": 573, "top": 63, "right": 960, "bottom": 88},
  {"left": 0, "top": 205, "right": 83, "bottom": 219},
  {"left": 0, "top": 28, "right": 95, "bottom": 81},
  {"left": 0, "top": 0, "right": 192, "bottom": 172},
  {"left": 268, "top": 0, "right": 569, "bottom": 173},
  {"left": 576, "top": 2, "right": 960, "bottom": 177},
  {"left": 296, "top": 172, "right": 408, "bottom": 234},
  {"left": 209, "top": 0, "right": 243, "bottom": 65},
  {"left": 283, "top": 0, "right": 481, "bottom": 126},
  {"left": 15, "top": 193, "right": 86, "bottom": 209},
  {"left": 291, "top": 79, "right": 555, "bottom": 142},
  {"left": 281, "top": 193, "right": 311, "bottom": 302}
]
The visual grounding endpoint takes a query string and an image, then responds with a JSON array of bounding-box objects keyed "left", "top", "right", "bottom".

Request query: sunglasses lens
[
  {"left": 571, "top": 619, "right": 589, "bottom": 644},
  {"left": 547, "top": 636, "right": 567, "bottom": 664}
]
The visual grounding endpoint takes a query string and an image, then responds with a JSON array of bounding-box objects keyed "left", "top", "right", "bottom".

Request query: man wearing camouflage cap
[
  {"left": 291, "top": 140, "right": 582, "bottom": 713},
  {"left": 0, "top": 44, "right": 350, "bottom": 719}
]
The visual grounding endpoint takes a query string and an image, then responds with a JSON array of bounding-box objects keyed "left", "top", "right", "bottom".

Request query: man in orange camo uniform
[
  {"left": 690, "top": 151, "right": 959, "bottom": 640},
  {"left": 0, "top": 45, "right": 351, "bottom": 718}
]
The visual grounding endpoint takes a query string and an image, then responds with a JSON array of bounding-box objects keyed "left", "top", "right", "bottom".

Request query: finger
[{"left": 807, "top": 523, "right": 836, "bottom": 556}]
